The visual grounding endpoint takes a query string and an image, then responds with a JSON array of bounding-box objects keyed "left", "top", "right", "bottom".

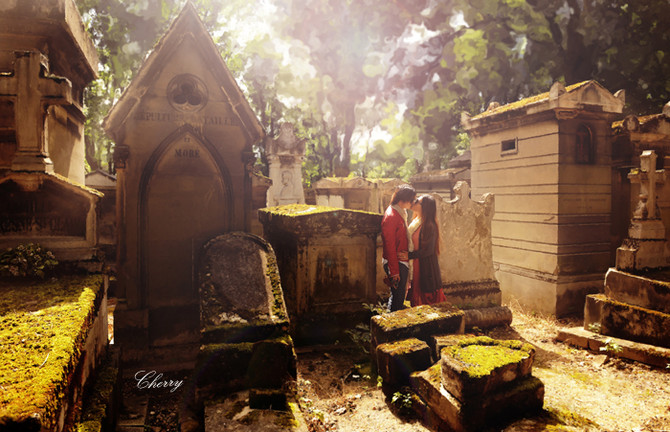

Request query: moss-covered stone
[
  {"left": 585, "top": 293, "right": 670, "bottom": 348},
  {"left": 246, "top": 336, "right": 297, "bottom": 390},
  {"left": 0, "top": 275, "right": 105, "bottom": 430},
  {"left": 196, "top": 342, "right": 254, "bottom": 396},
  {"left": 440, "top": 336, "right": 535, "bottom": 402},
  {"left": 376, "top": 338, "right": 432, "bottom": 389},
  {"left": 411, "top": 365, "right": 544, "bottom": 432},
  {"left": 370, "top": 303, "right": 465, "bottom": 348},
  {"left": 75, "top": 348, "right": 120, "bottom": 432},
  {"left": 258, "top": 205, "right": 382, "bottom": 236}
]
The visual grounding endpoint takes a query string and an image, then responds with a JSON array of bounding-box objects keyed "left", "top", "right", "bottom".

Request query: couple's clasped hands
[{"left": 398, "top": 251, "right": 409, "bottom": 261}]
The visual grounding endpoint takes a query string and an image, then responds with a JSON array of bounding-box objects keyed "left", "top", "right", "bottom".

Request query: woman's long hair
[{"left": 418, "top": 194, "right": 440, "bottom": 254}]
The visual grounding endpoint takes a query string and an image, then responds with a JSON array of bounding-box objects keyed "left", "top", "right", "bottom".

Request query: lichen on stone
[
  {"left": 444, "top": 336, "right": 534, "bottom": 379},
  {"left": 0, "top": 275, "right": 105, "bottom": 428}
]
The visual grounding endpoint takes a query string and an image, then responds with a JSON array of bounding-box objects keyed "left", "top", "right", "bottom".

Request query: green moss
[
  {"left": 265, "top": 253, "right": 287, "bottom": 322},
  {"left": 445, "top": 336, "right": 534, "bottom": 378},
  {"left": 0, "top": 275, "right": 105, "bottom": 428},
  {"left": 385, "top": 338, "right": 426, "bottom": 355},
  {"left": 77, "top": 350, "right": 119, "bottom": 432},
  {"left": 375, "top": 304, "right": 463, "bottom": 331},
  {"left": 261, "top": 204, "right": 343, "bottom": 216},
  {"left": 471, "top": 80, "right": 591, "bottom": 120}
]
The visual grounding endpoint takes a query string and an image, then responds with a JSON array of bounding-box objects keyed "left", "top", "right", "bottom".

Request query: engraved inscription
[
  {"left": 175, "top": 148, "right": 200, "bottom": 158},
  {"left": 133, "top": 111, "right": 234, "bottom": 125}
]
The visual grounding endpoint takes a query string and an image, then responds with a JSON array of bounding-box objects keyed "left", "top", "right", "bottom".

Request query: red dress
[{"left": 408, "top": 224, "right": 447, "bottom": 307}]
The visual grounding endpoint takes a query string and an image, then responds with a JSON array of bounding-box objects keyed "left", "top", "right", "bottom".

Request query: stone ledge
[
  {"left": 556, "top": 326, "right": 670, "bottom": 368},
  {"left": 584, "top": 294, "right": 670, "bottom": 348},
  {"left": 604, "top": 268, "right": 670, "bottom": 314}
]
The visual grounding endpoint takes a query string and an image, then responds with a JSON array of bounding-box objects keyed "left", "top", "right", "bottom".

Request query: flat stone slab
[
  {"left": 411, "top": 364, "right": 544, "bottom": 432},
  {"left": 584, "top": 293, "right": 670, "bottom": 349},
  {"left": 370, "top": 303, "right": 464, "bottom": 348},
  {"left": 376, "top": 338, "right": 432, "bottom": 388},
  {"left": 557, "top": 326, "right": 670, "bottom": 368},
  {"left": 604, "top": 268, "right": 670, "bottom": 314},
  {"left": 204, "top": 392, "right": 308, "bottom": 432},
  {"left": 440, "top": 336, "right": 535, "bottom": 402}
]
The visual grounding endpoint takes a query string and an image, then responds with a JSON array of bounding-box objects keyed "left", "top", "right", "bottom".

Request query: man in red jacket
[{"left": 381, "top": 185, "right": 416, "bottom": 312}]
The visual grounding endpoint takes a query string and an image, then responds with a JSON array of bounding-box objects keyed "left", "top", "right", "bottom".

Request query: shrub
[{"left": 0, "top": 243, "right": 58, "bottom": 278}]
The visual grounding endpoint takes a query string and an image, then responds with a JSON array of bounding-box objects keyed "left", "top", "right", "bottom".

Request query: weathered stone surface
[
  {"left": 584, "top": 294, "right": 670, "bottom": 349},
  {"left": 313, "top": 177, "right": 404, "bottom": 213},
  {"left": 462, "top": 305, "right": 513, "bottom": 330},
  {"left": 199, "top": 232, "right": 289, "bottom": 330},
  {"left": 105, "top": 4, "right": 265, "bottom": 360},
  {"left": 266, "top": 123, "right": 305, "bottom": 207},
  {"left": 204, "top": 393, "right": 308, "bottom": 432},
  {"left": 437, "top": 182, "right": 496, "bottom": 285},
  {"left": 259, "top": 205, "right": 381, "bottom": 343},
  {"left": 465, "top": 81, "right": 624, "bottom": 317},
  {"left": 431, "top": 334, "right": 475, "bottom": 361},
  {"left": 370, "top": 303, "right": 464, "bottom": 348},
  {"left": 411, "top": 364, "right": 544, "bottom": 432},
  {"left": 195, "top": 342, "right": 254, "bottom": 397},
  {"left": 246, "top": 337, "right": 297, "bottom": 390},
  {"left": 442, "top": 279, "right": 502, "bottom": 308},
  {"left": 557, "top": 326, "right": 670, "bottom": 368},
  {"left": 375, "top": 338, "right": 432, "bottom": 388},
  {"left": 604, "top": 268, "right": 670, "bottom": 314},
  {"left": 440, "top": 336, "right": 535, "bottom": 402}
]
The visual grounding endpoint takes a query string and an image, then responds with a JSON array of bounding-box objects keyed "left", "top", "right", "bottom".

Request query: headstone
[
  {"left": 314, "top": 177, "right": 404, "bottom": 213},
  {"left": 104, "top": 4, "right": 265, "bottom": 362},
  {"left": 194, "top": 232, "right": 296, "bottom": 424},
  {"left": 258, "top": 204, "right": 382, "bottom": 343},
  {"left": 580, "top": 151, "right": 670, "bottom": 350},
  {"left": 0, "top": 0, "right": 101, "bottom": 261},
  {"left": 266, "top": 123, "right": 305, "bottom": 206}
]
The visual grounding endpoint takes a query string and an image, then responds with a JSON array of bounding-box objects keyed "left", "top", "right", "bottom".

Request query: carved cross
[
  {"left": 629, "top": 150, "right": 666, "bottom": 220},
  {"left": 0, "top": 51, "right": 72, "bottom": 172}
]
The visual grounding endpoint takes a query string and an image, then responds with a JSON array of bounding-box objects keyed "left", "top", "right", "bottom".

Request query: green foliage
[
  {"left": 600, "top": 338, "right": 623, "bottom": 355},
  {"left": 0, "top": 244, "right": 58, "bottom": 279},
  {"left": 391, "top": 390, "right": 413, "bottom": 409},
  {"left": 344, "top": 323, "right": 371, "bottom": 355},
  {"left": 587, "top": 323, "right": 602, "bottom": 334},
  {"left": 78, "top": 0, "right": 670, "bottom": 181}
]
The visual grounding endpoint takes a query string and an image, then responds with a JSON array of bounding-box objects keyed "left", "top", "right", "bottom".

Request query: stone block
[
  {"left": 370, "top": 303, "right": 464, "bottom": 348},
  {"left": 462, "top": 306, "right": 513, "bottom": 330},
  {"left": 375, "top": 338, "right": 432, "bottom": 388},
  {"left": 584, "top": 294, "right": 670, "bottom": 349},
  {"left": 604, "top": 268, "right": 670, "bottom": 314},
  {"left": 246, "top": 336, "right": 297, "bottom": 390},
  {"left": 616, "top": 237, "right": 670, "bottom": 271},
  {"left": 195, "top": 342, "right": 254, "bottom": 397},
  {"left": 440, "top": 336, "right": 535, "bottom": 402},
  {"left": 442, "top": 279, "right": 502, "bottom": 309},
  {"left": 411, "top": 364, "right": 544, "bottom": 432},
  {"left": 249, "top": 389, "right": 288, "bottom": 410}
]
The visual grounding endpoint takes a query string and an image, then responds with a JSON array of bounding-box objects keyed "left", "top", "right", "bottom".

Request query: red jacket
[{"left": 381, "top": 205, "right": 409, "bottom": 277}]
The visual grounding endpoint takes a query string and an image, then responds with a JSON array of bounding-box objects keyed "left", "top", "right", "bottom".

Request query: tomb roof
[
  {"left": 464, "top": 80, "right": 624, "bottom": 131},
  {"left": 103, "top": 2, "right": 264, "bottom": 144}
]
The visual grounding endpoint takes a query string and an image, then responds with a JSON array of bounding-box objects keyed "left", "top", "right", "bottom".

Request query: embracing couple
[{"left": 381, "top": 185, "right": 447, "bottom": 312}]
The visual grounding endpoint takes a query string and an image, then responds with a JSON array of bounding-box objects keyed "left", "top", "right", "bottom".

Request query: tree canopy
[{"left": 78, "top": 0, "right": 670, "bottom": 182}]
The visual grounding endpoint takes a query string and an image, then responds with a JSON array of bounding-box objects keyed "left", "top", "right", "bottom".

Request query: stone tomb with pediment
[{"left": 104, "top": 4, "right": 265, "bottom": 363}]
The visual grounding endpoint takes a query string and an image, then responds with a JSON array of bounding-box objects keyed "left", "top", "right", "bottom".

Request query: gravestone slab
[
  {"left": 199, "top": 232, "right": 289, "bottom": 343},
  {"left": 266, "top": 123, "right": 305, "bottom": 207}
]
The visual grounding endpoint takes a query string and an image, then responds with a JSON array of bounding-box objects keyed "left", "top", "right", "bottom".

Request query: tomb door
[{"left": 141, "top": 130, "right": 230, "bottom": 344}]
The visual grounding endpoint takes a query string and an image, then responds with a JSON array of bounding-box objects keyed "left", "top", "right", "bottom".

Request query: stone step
[
  {"left": 370, "top": 303, "right": 465, "bottom": 348},
  {"left": 375, "top": 338, "right": 432, "bottom": 388},
  {"left": 584, "top": 294, "right": 670, "bottom": 349},
  {"left": 439, "top": 336, "right": 535, "bottom": 402},
  {"left": 604, "top": 268, "right": 670, "bottom": 314},
  {"left": 556, "top": 326, "right": 670, "bottom": 368},
  {"left": 411, "top": 364, "right": 544, "bottom": 432}
]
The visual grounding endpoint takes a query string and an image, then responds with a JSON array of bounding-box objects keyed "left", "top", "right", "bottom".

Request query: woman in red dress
[{"left": 407, "top": 195, "right": 447, "bottom": 307}]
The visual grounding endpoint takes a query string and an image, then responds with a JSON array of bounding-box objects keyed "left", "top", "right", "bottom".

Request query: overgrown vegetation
[{"left": 0, "top": 244, "right": 58, "bottom": 279}]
